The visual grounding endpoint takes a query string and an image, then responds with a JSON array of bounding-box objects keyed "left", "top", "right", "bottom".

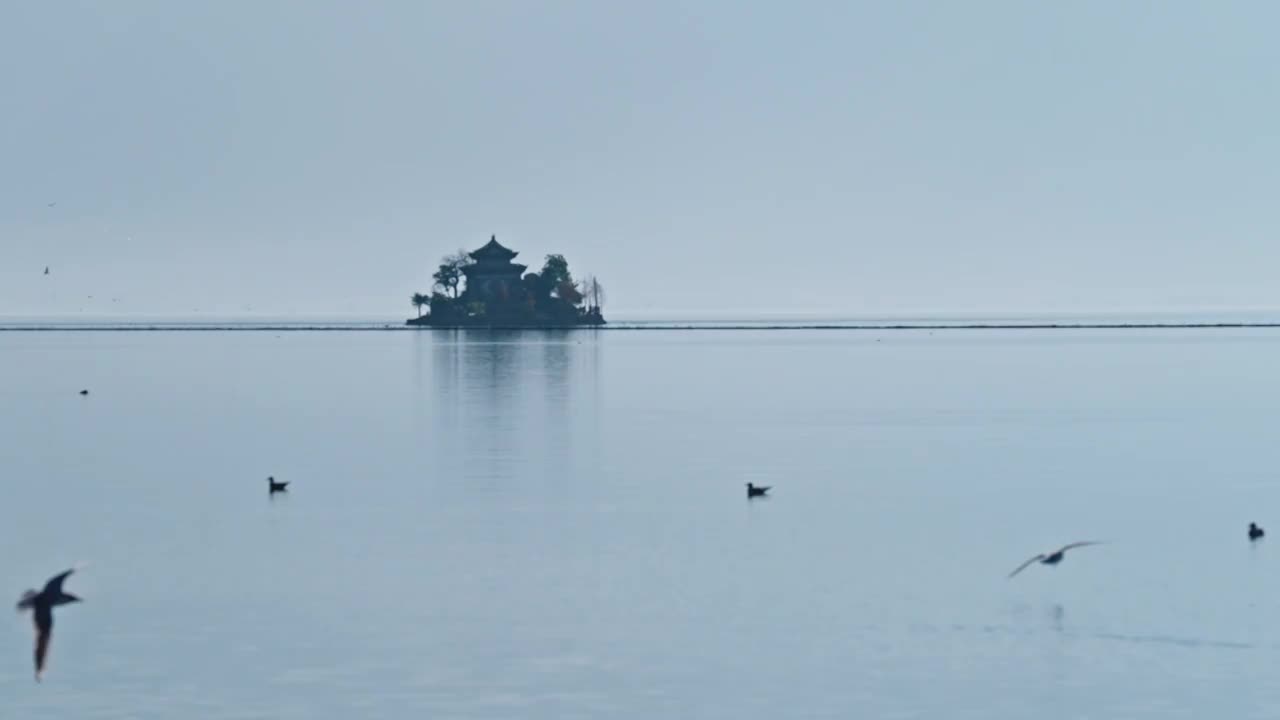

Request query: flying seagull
[
  {"left": 16, "top": 567, "right": 83, "bottom": 681},
  {"left": 1250, "top": 522, "right": 1265, "bottom": 541},
  {"left": 1008, "top": 542, "right": 1102, "bottom": 578},
  {"left": 746, "top": 482, "right": 770, "bottom": 498},
  {"left": 268, "top": 476, "right": 289, "bottom": 494}
]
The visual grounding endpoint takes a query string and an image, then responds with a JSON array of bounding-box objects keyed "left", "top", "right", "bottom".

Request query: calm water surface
[{"left": 4, "top": 328, "right": 1280, "bottom": 718}]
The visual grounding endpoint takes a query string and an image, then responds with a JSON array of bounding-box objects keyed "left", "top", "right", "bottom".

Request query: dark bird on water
[
  {"left": 268, "top": 476, "right": 289, "bottom": 494},
  {"left": 16, "top": 568, "right": 82, "bottom": 681},
  {"left": 79, "top": 389, "right": 89, "bottom": 396},
  {"left": 43, "top": 266, "right": 49, "bottom": 275},
  {"left": 1250, "top": 522, "right": 1265, "bottom": 541},
  {"left": 1008, "top": 542, "right": 1102, "bottom": 578},
  {"left": 746, "top": 482, "right": 771, "bottom": 498}
]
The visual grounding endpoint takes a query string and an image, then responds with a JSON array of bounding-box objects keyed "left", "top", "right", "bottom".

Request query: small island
[{"left": 408, "top": 236, "right": 606, "bottom": 328}]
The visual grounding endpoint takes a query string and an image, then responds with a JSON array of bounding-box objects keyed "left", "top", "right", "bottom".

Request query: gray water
[{"left": 4, "top": 327, "right": 1280, "bottom": 718}]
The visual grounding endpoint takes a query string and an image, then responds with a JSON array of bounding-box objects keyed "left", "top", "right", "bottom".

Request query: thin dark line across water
[{"left": 3, "top": 322, "right": 1280, "bottom": 332}]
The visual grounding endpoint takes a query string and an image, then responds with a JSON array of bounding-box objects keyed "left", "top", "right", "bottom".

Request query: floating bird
[
  {"left": 47, "top": 202, "right": 56, "bottom": 208},
  {"left": 268, "top": 476, "right": 289, "bottom": 494},
  {"left": 43, "top": 266, "right": 49, "bottom": 275},
  {"left": 16, "top": 567, "right": 82, "bottom": 681},
  {"left": 746, "top": 482, "right": 771, "bottom": 498},
  {"left": 79, "top": 389, "right": 89, "bottom": 396},
  {"left": 1250, "top": 522, "right": 1265, "bottom": 541},
  {"left": 1008, "top": 542, "right": 1102, "bottom": 578}
]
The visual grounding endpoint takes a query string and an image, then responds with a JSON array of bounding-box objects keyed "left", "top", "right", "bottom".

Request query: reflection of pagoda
[{"left": 462, "top": 235, "right": 527, "bottom": 300}]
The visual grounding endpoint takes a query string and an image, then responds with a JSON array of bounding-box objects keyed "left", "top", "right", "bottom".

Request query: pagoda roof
[
  {"left": 470, "top": 235, "right": 518, "bottom": 260},
  {"left": 463, "top": 261, "right": 527, "bottom": 277}
]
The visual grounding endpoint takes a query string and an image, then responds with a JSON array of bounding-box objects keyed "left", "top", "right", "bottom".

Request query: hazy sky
[{"left": 4, "top": 1, "right": 1280, "bottom": 318}]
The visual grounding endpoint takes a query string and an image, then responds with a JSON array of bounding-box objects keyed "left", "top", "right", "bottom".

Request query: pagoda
[
  {"left": 409, "top": 235, "right": 605, "bottom": 327},
  {"left": 462, "top": 235, "right": 527, "bottom": 301}
]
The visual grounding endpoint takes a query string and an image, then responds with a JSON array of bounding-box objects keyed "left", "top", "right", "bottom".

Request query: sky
[{"left": 3, "top": 1, "right": 1280, "bottom": 319}]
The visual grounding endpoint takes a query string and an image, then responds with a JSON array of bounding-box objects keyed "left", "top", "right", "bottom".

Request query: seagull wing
[
  {"left": 16, "top": 590, "right": 37, "bottom": 611},
  {"left": 1007, "top": 554, "right": 1046, "bottom": 578},
  {"left": 41, "top": 569, "right": 75, "bottom": 596},
  {"left": 32, "top": 610, "right": 51, "bottom": 681},
  {"left": 1057, "top": 541, "right": 1102, "bottom": 554}
]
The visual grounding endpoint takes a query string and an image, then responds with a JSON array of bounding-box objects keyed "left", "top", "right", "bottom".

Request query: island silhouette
[{"left": 408, "top": 236, "right": 605, "bottom": 328}]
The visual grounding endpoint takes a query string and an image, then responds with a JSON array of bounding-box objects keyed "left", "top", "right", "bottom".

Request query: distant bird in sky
[
  {"left": 16, "top": 567, "right": 83, "bottom": 682},
  {"left": 746, "top": 482, "right": 770, "bottom": 498},
  {"left": 268, "top": 476, "right": 289, "bottom": 494},
  {"left": 1250, "top": 522, "right": 1265, "bottom": 541},
  {"left": 47, "top": 202, "right": 56, "bottom": 208},
  {"left": 43, "top": 266, "right": 49, "bottom": 275},
  {"left": 1008, "top": 542, "right": 1102, "bottom": 578},
  {"left": 78, "top": 389, "right": 89, "bottom": 396}
]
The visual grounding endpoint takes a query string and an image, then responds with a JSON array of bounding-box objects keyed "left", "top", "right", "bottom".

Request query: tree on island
[
  {"left": 432, "top": 250, "right": 472, "bottom": 299},
  {"left": 410, "top": 292, "right": 429, "bottom": 318},
  {"left": 581, "top": 275, "right": 606, "bottom": 314},
  {"left": 541, "top": 254, "right": 573, "bottom": 290}
]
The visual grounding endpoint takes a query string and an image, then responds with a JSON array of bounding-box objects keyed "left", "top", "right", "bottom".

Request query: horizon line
[{"left": 5, "top": 321, "right": 1280, "bottom": 333}]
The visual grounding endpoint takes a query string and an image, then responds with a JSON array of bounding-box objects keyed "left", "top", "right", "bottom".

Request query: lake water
[{"left": 4, "top": 326, "right": 1280, "bottom": 718}]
